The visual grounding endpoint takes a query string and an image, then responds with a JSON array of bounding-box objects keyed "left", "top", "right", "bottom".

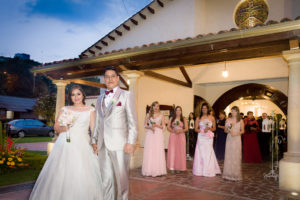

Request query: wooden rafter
[
  {"left": 179, "top": 67, "right": 192, "bottom": 84},
  {"left": 147, "top": 6, "right": 155, "bottom": 14},
  {"left": 101, "top": 41, "right": 108, "bottom": 46},
  {"left": 119, "top": 75, "right": 129, "bottom": 89},
  {"left": 123, "top": 24, "right": 130, "bottom": 31},
  {"left": 157, "top": 0, "right": 164, "bottom": 7},
  {"left": 70, "top": 79, "right": 106, "bottom": 88},
  {"left": 88, "top": 50, "right": 95, "bottom": 54},
  {"left": 108, "top": 35, "right": 115, "bottom": 41},
  {"left": 130, "top": 18, "right": 138, "bottom": 25},
  {"left": 289, "top": 39, "right": 299, "bottom": 49},
  {"left": 115, "top": 30, "right": 122, "bottom": 36},
  {"left": 69, "top": 79, "right": 128, "bottom": 90},
  {"left": 139, "top": 12, "right": 146, "bottom": 20},
  {"left": 144, "top": 71, "right": 192, "bottom": 88},
  {"left": 95, "top": 45, "right": 102, "bottom": 50}
]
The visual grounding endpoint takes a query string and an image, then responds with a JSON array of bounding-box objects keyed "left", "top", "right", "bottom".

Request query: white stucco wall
[
  {"left": 94, "top": 0, "right": 300, "bottom": 55},
  {"left": 102, "top": 0, "right": 196, "bottom": 53},
  {"left": 136, "top": 76, "right": 194, "bottom": 148}
]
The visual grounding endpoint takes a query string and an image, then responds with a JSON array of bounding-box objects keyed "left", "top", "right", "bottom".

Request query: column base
[
  {"left": 279, "top": 152, "right": 300, "bottom": 192},
  {"left": 130, "top": 146, "right": 144, "bottom": 169}
]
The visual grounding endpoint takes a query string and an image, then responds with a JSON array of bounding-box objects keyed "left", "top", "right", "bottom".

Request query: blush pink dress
[
  {"left": 142, "top": 115, "right": 167, "bottom": 177},
  {"left": 193, "top": 118, "right": 221, "bottom": 177},
  {"left": 167, "top": 120, "right": 186, "bottom": 171}
]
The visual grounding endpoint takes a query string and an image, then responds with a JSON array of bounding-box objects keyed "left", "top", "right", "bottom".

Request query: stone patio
[{"left": 1, "top": 161, "right": 299, "bottom": 200}]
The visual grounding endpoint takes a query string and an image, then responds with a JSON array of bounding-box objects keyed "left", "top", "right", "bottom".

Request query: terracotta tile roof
[{"left": 33, "top": 16, "right": 300, "bottom": 69}]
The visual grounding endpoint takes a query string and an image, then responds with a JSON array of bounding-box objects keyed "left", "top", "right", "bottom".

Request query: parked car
[{"left": 7, "top": 119, "right": 54, "bottom": 137}]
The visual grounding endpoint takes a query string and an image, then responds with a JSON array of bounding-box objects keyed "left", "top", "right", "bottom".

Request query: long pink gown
[
  {"left": 142, "top": 115, "right": 167, "bottom": 177},
  {"left": 193, "top": 118, "right": 221, "bottom": 177},
  {"left": 167, "top": 120, "right": 186, "bottom": 171}
]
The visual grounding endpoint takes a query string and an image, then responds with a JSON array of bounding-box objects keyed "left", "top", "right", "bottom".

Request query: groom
[{"left": 91, "top": 66, "right": 138, "bottom": 200}]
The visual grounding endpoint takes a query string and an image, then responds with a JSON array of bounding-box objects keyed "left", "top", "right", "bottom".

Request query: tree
[{"left": 33, "top": 95, "right": 56, "bottom": 125}]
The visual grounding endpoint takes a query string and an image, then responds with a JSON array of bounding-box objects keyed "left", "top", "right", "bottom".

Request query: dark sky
[{"left": 0, "top": 0, "right": 151, "bottom": 63}]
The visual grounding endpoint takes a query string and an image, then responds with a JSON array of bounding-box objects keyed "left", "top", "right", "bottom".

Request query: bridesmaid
[
  {"left": 193, "top": 103, "right": 221, "bottom": 177},
  {"left": 214, "top": 111, "right": 227, "bottom": 160},
  {"left": 243, "top": 111, "right": 262, "bottom": 163},
  {"left": 167, "top": 106, "right": 188, "bottom": 173},
  {"left": 223, "top": 106, "right": 244, "bottom": 181},
  {"left": 142, "top": 101, "right": 167, "bottom": 177}
]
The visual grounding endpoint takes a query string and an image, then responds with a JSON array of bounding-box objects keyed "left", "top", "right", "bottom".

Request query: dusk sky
[{"left": 0, "top": 0, "right": 152, "bottom": 63}]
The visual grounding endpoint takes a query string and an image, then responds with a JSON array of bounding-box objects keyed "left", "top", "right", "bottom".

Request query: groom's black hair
[{"left": 104, "top": 66, "right": 119, "bottom": 76}]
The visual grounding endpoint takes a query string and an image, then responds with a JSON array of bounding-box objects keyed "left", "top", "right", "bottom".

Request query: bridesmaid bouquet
[
  {"left": 200, "top": 123, "right": 214, "bottom": 138},
  {"left": 58, "top": 111, "right": 77, "bottom": 143}
]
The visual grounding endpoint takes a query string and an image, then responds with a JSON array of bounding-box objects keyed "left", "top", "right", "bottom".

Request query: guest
[
  {"left": 223, "top": 106, "right": 244, "bottom": 181},
  {"left": 279, "top": 118, "right": 287, "bottom": 135},
  {"left": 188, "top": 112, "right": 196, "bottom": 158},
  {"left": 258, "top": 113, "right": 271, "bottom": 161},
  {"left": 193, "top": 103, "right": 221, "bottom": 177},
  {"left": 142, "top": 101, "right": 167, "bottom": 177},
  {"left": 214, "top": 111, "right": 227, "bottom": 160},
  {"left": 243, "top": 111, "right": 262, "bottom": 163},
  {"left": 240, "top": 112, "right": 245, "bottom": 120},
  {"left": 167, "top": 106, "right": 188, "bottom": 173},
  {"left": 279, "top": 118, "right": 287, "bottom": 157}
]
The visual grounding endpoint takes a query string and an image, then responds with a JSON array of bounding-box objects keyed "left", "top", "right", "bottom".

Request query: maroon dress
[{"left": 243, "top": 118, "right": 262, "bottom": 163}]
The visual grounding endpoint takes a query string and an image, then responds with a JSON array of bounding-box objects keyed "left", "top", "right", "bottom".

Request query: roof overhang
[{"left": 31, "top": 19, "right": 300, "bottom": 80}]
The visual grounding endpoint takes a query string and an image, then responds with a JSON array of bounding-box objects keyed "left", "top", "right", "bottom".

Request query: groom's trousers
[{"left": 99, "top": 144, "right": 130, "bottom": 200}]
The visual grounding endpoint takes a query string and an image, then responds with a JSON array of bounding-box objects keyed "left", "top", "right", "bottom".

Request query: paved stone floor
[{"left": 1, "top": 161, "right": 299, "bottom": 200}]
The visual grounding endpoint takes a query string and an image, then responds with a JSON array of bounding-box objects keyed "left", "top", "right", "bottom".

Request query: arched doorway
[
  {"left": 212, "top": 83, "right": 287, "bottom": 116},
  {"left": 194, "top": 95, "right": 211, "bottom": 117}
]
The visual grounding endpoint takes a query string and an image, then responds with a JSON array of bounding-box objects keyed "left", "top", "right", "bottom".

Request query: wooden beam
[
  {"left": 289, "top": 39, "right": 299, "bottom": 50},
  {"left": 130, "top": 18, "right": 138, "bottom": 25},
  {"left": 157, "top": 0, "right": 164, "bottom": 7},
  {"left": 70, "top": 79, "right": 106, "bottom": 88},
  {"left": 144, "top": 71, "right": 192, "bottom": 88},
  {"left": 136, "top": 41, "right": 289, "bottom": 70},
  {"left": 139, "top": 12, "right": 146, "bottom": 20},
  {"left": 88, "top": 50, "right": 95, "bottom": 54},
  {"left": 95, "top": 45, "right": 102, "bottom": 50},
  {"left": 101, "top": 40, "right": 108, "bottom": 46},
  {"left": 115, "top": 30, "right": 122, "bottom": 36},
  {"left": 147, "top": 6, "right": 155, "bottom": 14},
  {"left": 118, "top": 65, "right": 129, "bottom": 71},
  {"left": 119, "top": 75, "right": 129, "bottom": 89},
  {"left": 123, "top": 24, "right": 130, "bottom": 31},
  {"left": 108, "top": 35, "right": 115, "bottom": 41},
  {"left": 179, "top": 67, "right": 192, "bottom": 84}
]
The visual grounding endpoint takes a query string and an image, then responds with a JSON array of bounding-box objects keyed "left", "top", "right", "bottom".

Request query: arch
[
  {"left": 194, "top": 95, "right": 212, "bottom": 118},
  {"left": 212, "top": 83, "right": 287, "bottom": 116}
]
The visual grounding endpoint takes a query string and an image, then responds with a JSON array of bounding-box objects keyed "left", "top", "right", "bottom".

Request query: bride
[{"left": 30, "top": 85, "right": 103, "bottom": 200}]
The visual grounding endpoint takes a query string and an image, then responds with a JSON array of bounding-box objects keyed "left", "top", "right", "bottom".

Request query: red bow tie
[{"left": 105, "top": 90, "right": 113, "bottom": 95}]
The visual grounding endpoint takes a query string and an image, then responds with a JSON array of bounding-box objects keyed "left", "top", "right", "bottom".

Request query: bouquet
[
  {"left": 58, "top": 111, "right": 77, "bottom": 143},
  {"left": 200, "top": 122, "right": 213, "bottom": 138}
]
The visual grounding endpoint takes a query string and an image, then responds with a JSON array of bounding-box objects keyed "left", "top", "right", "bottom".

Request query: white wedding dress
[{"left": 30, "top": 107, "right": 103, "bottom": 200}]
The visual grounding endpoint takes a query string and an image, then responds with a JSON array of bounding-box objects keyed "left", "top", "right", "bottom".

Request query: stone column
[
  {"left": 122, "top": 70, "right": 144, "bottom": 169},
  {"left": 53, "top": 80, "right": 69, "bottom": 118},
  {"left": 280, "top": 49, "right": 300, "bottom": 192}
]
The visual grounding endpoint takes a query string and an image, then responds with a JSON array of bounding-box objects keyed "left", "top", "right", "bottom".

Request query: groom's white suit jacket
[{"left": 91, "top": 87, "right": 138, "bottom": 151}]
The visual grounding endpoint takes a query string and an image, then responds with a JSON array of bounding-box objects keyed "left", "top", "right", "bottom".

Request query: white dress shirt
[
  {"left": 262, "top": 118, "right": 270, "bottom": 132},
  {"left": 104, "top": 86, "right": 118, "bottom": 107}
]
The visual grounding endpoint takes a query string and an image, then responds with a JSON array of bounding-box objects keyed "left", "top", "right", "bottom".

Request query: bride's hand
[{"left": 91, "top": 144, "right": 98, "bottom": 155}]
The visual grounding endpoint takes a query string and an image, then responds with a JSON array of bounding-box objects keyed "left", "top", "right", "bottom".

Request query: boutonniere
[{"left": 116, "top": 101, "right": 122, "bottom": 106}]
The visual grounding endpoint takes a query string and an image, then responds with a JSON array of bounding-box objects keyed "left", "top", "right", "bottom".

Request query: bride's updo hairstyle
[{"left": 68, "top": 84, "right": 86, "bottom": 105}]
